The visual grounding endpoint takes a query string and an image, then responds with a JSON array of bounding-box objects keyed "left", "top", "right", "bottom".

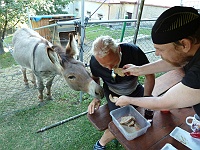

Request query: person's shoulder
[
  {"left": 90, "top": 55, "right": 97, "bottom": 64},
  {"left": 90, "top": 55, "right": 97, "bottom": 61},
  {"left": 91, "top": 55, "right": 95, "bottom": 60},
  {"left": 90, "top": 55, "right": 101, "bottom": 67},
  {"left": 120, "top": 43, "right": 142, "bottom": 54},
  {"left": 121, "top": 42, "right": 140, "bottom": 48}
]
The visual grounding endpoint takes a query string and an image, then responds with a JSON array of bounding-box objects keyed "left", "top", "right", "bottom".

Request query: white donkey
[{"left": 12, "top": 28, "right": 104, "bottom": 102}]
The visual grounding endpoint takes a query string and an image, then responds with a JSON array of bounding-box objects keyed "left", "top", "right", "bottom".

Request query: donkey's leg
[
  {"left": 21, "top": 67, "right": 29, "bottom": 88},
  {"left": 46, "top": 77, "right": 55, "bottom": 100},
  {"left": 30, "top": 71, "right": 37, "bottom": 88},
  {"left": 35, "top": 76, "right": 45, "bottom": 102}
]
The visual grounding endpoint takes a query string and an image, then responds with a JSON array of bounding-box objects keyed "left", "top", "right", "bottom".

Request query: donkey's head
[{"left": 47, "top": 33, "right": 104, "bottom": 99}]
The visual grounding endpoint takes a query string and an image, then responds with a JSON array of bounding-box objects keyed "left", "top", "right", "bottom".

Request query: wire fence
[{"left": 1, "top": 19, "right": 160, "bottom": 116}]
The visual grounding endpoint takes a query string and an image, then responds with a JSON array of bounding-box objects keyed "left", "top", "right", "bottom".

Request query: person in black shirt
[
  {"left": 116, "top": 6, "right": 200, "bottom": 118},
  {"left": 88, "top": 36, "right": 155, "bottom": 150}
]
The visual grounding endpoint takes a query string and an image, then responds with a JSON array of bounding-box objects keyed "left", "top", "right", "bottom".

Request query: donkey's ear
[
  {"left": 65, "top": 33, "right": 79, "bottom": 58},
  {"left": 46, "top": 47, "right": 63, "bottom": 71}
]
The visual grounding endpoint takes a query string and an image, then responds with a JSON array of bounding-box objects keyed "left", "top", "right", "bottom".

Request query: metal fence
[
  {"left": 1, "top": 19, "right": 160, "bottom": 116},
  {"left": 56, "top": 19, "right": 158, "bottom": 65}
]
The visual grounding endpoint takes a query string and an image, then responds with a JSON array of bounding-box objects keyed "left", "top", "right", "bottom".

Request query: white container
[
  {"left": 110, "top": 105, "right": 151, "bottom": 140},
  {"left": 161, "top": 143, "right": 177, "bottom": 150}
]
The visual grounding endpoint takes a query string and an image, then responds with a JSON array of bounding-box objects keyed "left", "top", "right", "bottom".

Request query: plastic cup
[{"left": 144, "top": 109, "right": 154, "bottom": 122}]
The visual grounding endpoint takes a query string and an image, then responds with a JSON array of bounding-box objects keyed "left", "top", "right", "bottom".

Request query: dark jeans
[{"left": 103, "top": 83, "right": 144, "bottom": 112}]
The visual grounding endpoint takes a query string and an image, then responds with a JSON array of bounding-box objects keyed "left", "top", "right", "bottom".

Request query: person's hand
[
  {"left": 123, "top": 64, "right": 140, "bottom": 76},
  {"left": 88, "top": 98, "right": 101, "bottom": 114},
  {"left": 115, "top": 95, "right": 130, "bottom": 106}
]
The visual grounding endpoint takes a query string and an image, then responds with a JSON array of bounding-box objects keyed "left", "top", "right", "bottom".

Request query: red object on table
[
  {"left": 160, "top": 110, "right": 170, "bottom": 113},
  {"left": 190, "top": 131, "right": 200, "bottom": 139}
]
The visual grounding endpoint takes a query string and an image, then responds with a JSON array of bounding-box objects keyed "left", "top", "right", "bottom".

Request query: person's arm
[
  {"left": 123, "top": 59, "right": 179, "bottom": 76},
  {"left": 143, "top": 73, "right": 155, "bottom": 96},
  {"left": 88, "top": 98, "right": 101, "bottom": 114},
  {"left": 88, "top": 75, "right": 101, "bottom": 114},
  {"left": 115, "top": 82, "right": 200, "bottom": 110}
]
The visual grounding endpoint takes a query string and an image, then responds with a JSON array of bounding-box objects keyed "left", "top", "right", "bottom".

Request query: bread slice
[
  {"left": 109, "top": 94, "right": 118, "bottom": 103},
  {"left": 114, "top": 68, "right": 125, "bottom": 77},
  {"left": 128, "top": 120, "right": 135, "bottom": 127},
  {"left": 120, "top": 116, "right": 134, "bottom": 125}
]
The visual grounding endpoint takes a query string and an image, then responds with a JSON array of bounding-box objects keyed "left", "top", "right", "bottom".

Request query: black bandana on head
[{"left": 152, "top": 6, "right": 200, "bottom": 44}]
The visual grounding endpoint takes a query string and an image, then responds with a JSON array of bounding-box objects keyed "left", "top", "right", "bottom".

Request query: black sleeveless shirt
[{"left": 182, "top": 49, "right": 200, "bottom": 116}]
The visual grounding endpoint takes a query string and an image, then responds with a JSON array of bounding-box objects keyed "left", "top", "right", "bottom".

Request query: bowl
[{"left": 110, "top": 105, "right": 151, "bottom": 140}]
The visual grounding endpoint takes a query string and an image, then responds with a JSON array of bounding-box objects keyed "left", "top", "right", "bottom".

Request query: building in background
[{"left": 65, "top": 0, "right": 200, "bottom": 20}]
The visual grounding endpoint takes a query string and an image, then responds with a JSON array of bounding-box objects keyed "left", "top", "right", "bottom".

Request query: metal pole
[
  {"left": 36, "top": 111, "right": 87, "bottom": 133},
  {"left": 57, "top": 19, "right": 156, "bottom": 26},
  {"left": 120, "top": 15, "right": 128, "bottom": 42},
  {"left": 36, "top": 104, "right": 107, "bottom": 133},
  {"left": 133, "top": 0, "right": 145, "bottom": 44},
  {"left": 79, "top": 0, "right": 85, "bottom": 102},
  {"left": 33, "top": 23, "right": 57, "bottom": 30},
  {"left": 26, "top": 7, "right": 32, "bottom": 29}
]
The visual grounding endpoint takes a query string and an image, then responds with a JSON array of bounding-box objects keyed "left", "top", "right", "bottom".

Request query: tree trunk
[
  {"left": 0, "top": 40, "right": 5, "bottom": 55},
  {"left": 0, "top": 11, "right": 8, "bottom": 55}
]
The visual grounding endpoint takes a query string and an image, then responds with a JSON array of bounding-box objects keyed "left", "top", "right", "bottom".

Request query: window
[
  {"left": 87, "top": 11, "right": 91, "bottom": 18},
  {"left": 98, "top": 14, "right": 103, "bottom": 20}
]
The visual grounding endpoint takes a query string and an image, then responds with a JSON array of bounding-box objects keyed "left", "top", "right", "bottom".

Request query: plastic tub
[{"left": 110, "top": 105, "right": 151, "bottom": 140}]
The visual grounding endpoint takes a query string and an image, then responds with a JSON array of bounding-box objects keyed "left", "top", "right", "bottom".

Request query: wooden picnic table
[{"left": 108, "top": 107, "right": 195, "bottom": 150}]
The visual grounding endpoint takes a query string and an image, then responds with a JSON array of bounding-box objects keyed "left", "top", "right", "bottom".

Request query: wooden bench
[{"left": 87, "top": 68, "right": 185, "bottom": 132}]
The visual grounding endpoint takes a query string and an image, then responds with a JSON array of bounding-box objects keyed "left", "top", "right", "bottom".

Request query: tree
[{"left": 0, "top": 0, "right": 72, "bottom": 55}]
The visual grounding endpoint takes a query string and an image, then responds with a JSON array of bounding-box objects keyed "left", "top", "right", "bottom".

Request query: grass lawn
[
  {"left": 0, "top": 96, "right": 126, "bottom": 150},
  {"left": 0, "top": 52, "right": 17, "bottom": 69},
  {"left": 85, "top": 24, "right": 151, "bottom": 41},
  {"left": 0, "top": 66, "right": 126, "bottom": 149}
]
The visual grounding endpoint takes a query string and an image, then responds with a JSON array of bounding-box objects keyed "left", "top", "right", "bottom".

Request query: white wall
[
  {"left": 64, "top": 0, "right": 200, "bottom": 21},
  {"left": 65, "top": 0, "right": 136, "bottom": 20}
]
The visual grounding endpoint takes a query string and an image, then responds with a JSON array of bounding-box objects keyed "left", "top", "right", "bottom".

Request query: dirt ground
[{"left": 0, "top": 65, "right": 78, "bottom": 117}]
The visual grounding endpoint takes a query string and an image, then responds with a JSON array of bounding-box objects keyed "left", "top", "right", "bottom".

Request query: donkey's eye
[{"left": 68, "top": 75, "right": 76, "bottom": 80}]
